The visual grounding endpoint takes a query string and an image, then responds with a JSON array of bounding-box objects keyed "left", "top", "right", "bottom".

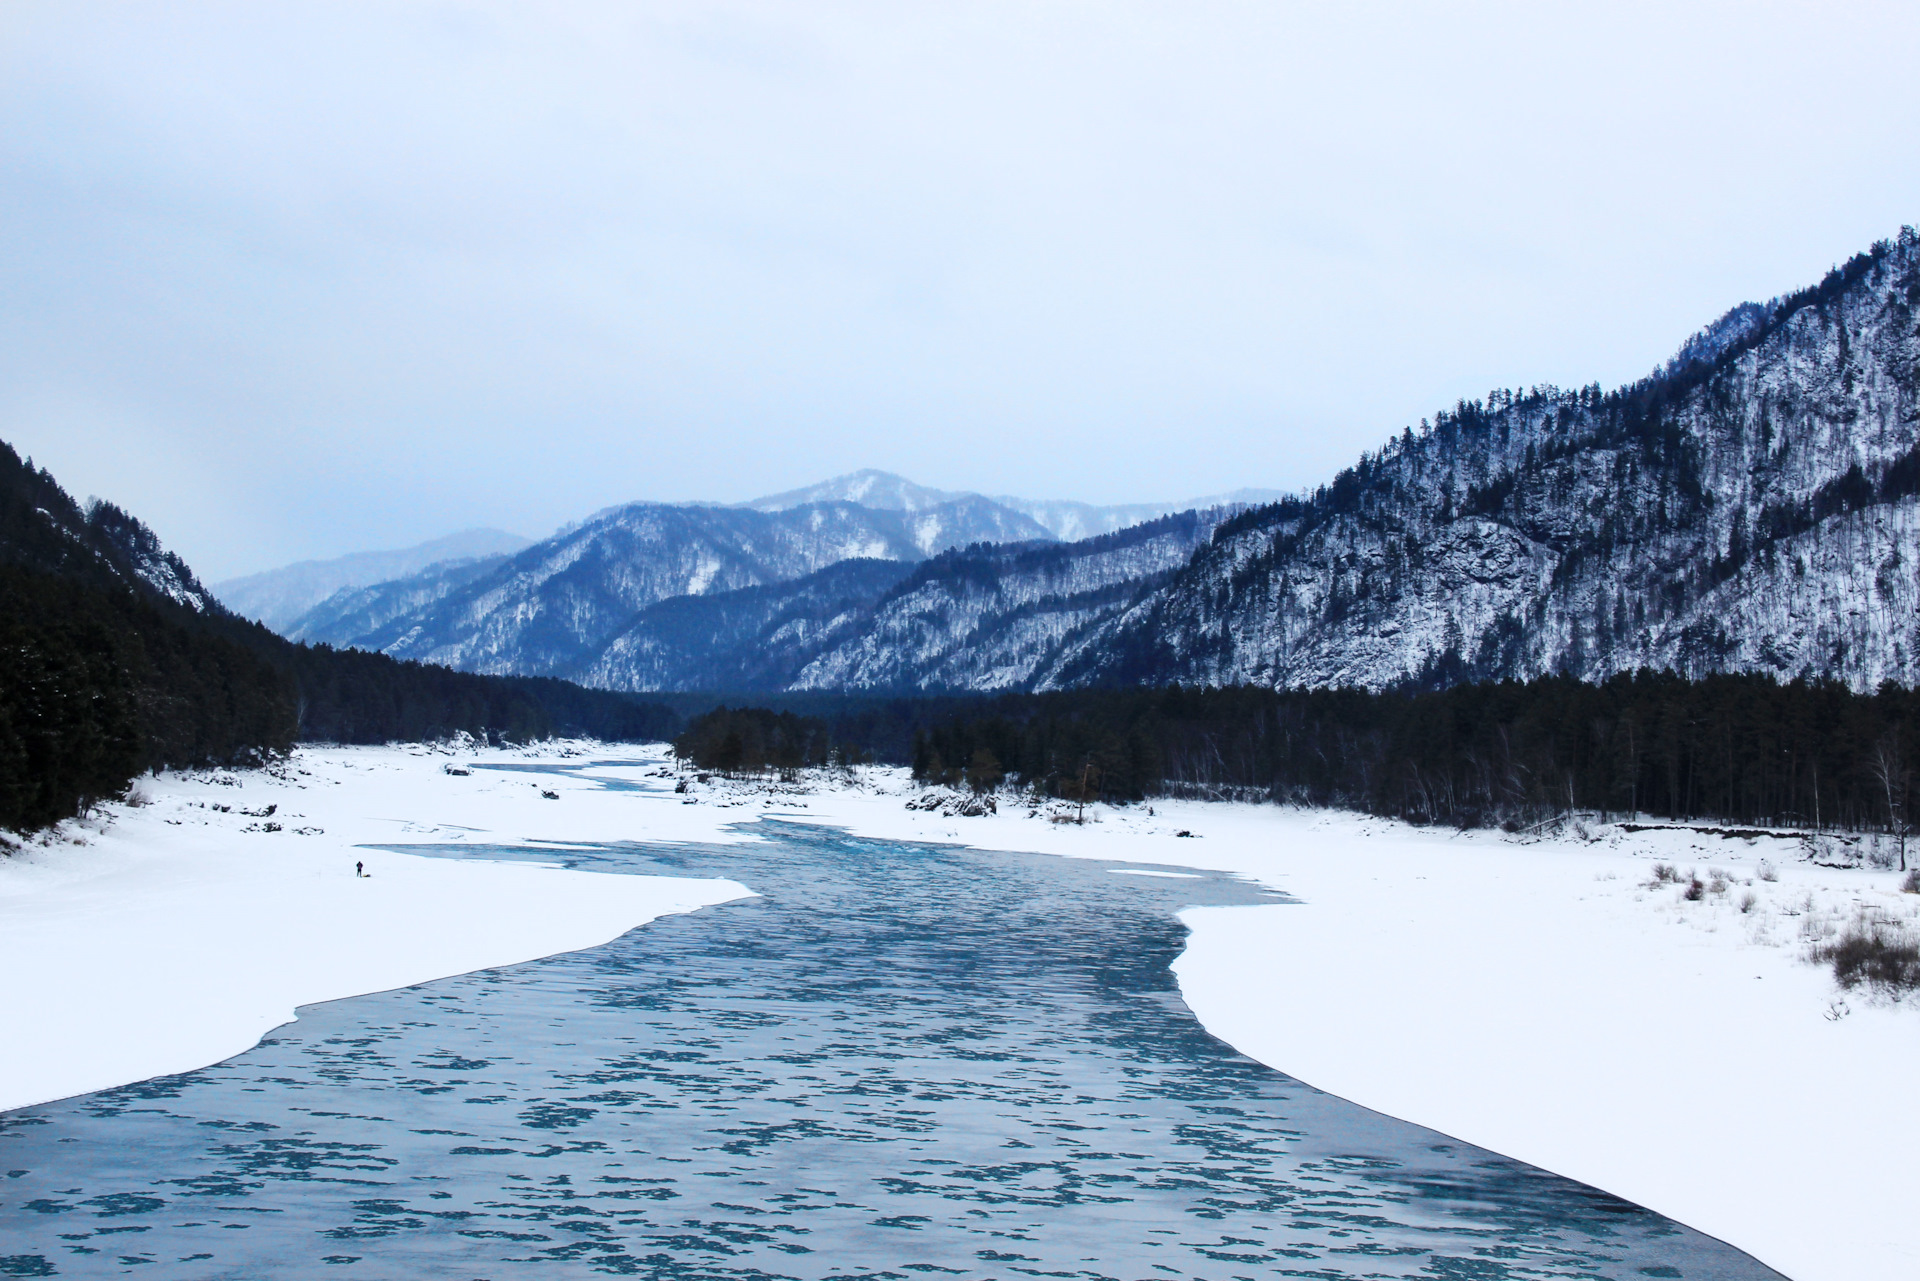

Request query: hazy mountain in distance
[
  {"left": 994, "top": 489, "right": 1287, "bottom": 541},
  {"left": 742, "top": 470, "right": 963, "bottom": 514},
  {"left": 296, "top": 498, "right": 1056, "bottom": 676},
  {"left": 286, "top": 554, "right": 518, "bottom": 645},
  {"left": 213, "top": 528, "right": 532, "bottom": 632},
  {"left": 742, "top": 467, "right": 1284, "bottom": 541}
]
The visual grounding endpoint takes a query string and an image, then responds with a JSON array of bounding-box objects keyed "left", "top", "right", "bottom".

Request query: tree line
[
  {"left": 907, "top": 675, "right": 1917, "bottom": 835},
  {"left": 672, "top": 705, "right": 864, "bottom": 778},
  {"left": 677, "top": 674, "right": 1916, "bottom": 838}
]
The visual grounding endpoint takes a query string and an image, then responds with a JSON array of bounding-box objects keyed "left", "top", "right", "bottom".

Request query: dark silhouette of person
[{"left": 355, "top": 860, "right": 364, "bottom": 878}]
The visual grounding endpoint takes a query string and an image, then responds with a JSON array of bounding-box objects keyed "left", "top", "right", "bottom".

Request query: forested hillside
[
  {"left": 1051, "top": 231, "right": 1920, "bottom": 693},
  {"left": 0, "top": 442, "right": 674, "bottom": 832}
]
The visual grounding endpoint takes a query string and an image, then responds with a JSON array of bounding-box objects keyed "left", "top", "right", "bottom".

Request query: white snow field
[
  {"left": 7, "top": 738, "right": 1917, "bottom": 1280},
  {"left": 0, "top": 743, "right": 752, "bottom": 1116}
]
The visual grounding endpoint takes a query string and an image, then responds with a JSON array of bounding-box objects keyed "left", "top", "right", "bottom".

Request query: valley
[{"left": 225, "top": 232, "right": 1920, "bottom": 698}]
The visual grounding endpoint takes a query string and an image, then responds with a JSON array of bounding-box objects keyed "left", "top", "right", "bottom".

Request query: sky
[{"left": 4, "top": 2, "right": 1919, "bottom": 581}]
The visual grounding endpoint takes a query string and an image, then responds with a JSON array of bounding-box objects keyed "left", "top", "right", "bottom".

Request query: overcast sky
[{"left": 4, "top": 1, "right": 1919, "bottom": 580}]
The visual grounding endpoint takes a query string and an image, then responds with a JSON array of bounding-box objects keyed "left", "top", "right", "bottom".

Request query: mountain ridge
[
  {"left": 270, "top": 227, "right": 1920, "bottom": 697},
  {"left": 214, "top": 528, "right": 532, "bottom": 632},
  {"left": 741, "top": 468, "right": 1285, "bottom": 541},
  {"left": 291, "top": 496, "right": 1058, "bottom": 676},
  {"left": 1040, "top": 229, "right": 1920, "bottom": 694}
]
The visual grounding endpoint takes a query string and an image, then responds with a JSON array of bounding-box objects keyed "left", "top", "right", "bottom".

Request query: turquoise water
[{"left": 0, "top": 768, "right": 1781, "bottom": 1278}]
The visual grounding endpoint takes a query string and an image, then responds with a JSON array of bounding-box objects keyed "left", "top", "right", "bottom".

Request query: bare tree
[{"left": 1869, "top": 732, "right": 1912, "bottom": 872}]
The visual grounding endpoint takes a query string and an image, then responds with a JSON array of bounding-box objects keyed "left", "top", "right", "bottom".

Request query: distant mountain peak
[
  {"left": 743, "top": 470, "right": 964, "bottom": 513},
  {"left": 745, "top": 470, "right": 1286, "bottom": 542}
]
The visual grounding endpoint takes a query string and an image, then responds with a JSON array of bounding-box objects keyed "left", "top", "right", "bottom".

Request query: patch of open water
[{"left": 0, "top": 766, "right": 1782, "bottom": 1279}]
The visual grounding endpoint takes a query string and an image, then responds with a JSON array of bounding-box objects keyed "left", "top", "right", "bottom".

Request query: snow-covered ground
[
  {"left": 7, "top": 739, "right": 1915, "bottom": 1280},
  {"left": 0, "top": 743, "right": 751, "bottom": 1116}
]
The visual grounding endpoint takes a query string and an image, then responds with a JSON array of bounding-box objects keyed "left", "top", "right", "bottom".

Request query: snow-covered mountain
[
  {"left": 285, "top": 554, "right": 516, "bottom": 645},
  {"left": 296, "top": 497, "right": 1054, "bottom": 676},
  {"left": 214, "top": 528, "right": 531, "bottom": 632},
  {"left": 993, "top": 490, "right": 1285, "bottom": 542},
  {"left": 580, "top": 558, "right": 915, "bottom": 691},
  {"left": 741, "top": 470, "right": 962, "bottom": 515},
  {"left": 1039, "top": 231, "right": 1920, "bottom": 693},
  {"left": 781, "top": 509, "right": 1234, "bottom": 691},
  {"left": 288, "top": 228, "right": 1920, "bottom": 695},
  {"left": 573, "top": 510, "right": 1232, "bottom": 692},
  {"left": 591, "top": 230, "right": 1920, "bottom": 695},
  {"left": 743, "top": 468, "right": 1282, "bottom": 541}
]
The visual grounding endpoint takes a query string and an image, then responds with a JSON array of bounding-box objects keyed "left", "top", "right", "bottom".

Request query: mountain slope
[
  {"left": 315, "top": 498, "right": 1055, "bottom": 676},
  {"left": 571, "top": 510, "right": 1234, "bottom": 694},
  {"left": 742, "top": 469, "right": 962, "bottom": 514},
  {"left": 581, "top": 558, "right": 916, "bottom": 691},
  {"left": 214, "top": 528, "right": 531, "bottom": 631},
  {"left": 1043, "top": 230, "right": 1920, "bottom": 693},
  {"left": 785, "top": 510, "right": 1234, "bottom": 691},
  {"left": 286, "top": 554, "right": 514, "bottom": 644},
  {"left": 0, "top": 444, "right": 221, "bottom": 613}
]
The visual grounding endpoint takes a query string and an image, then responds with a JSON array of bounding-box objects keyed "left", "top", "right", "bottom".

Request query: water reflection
[{"left": 0, "top": 767, "right": 1781, "bottom": 1278}]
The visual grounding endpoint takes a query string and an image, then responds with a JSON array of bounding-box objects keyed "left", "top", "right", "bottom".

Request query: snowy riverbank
[
  {"left": 7, "top": 738, "right": 1915, "bottom": 1280},
  {"left": 0, "top": 744, "right": 751, "bottom": 1115},
  {"left": 639, "top": 752, "right": 1918, "bottom": 1281}
]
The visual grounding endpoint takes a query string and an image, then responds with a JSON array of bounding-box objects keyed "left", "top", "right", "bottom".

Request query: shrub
[
  {"left": 1739, "top": 891, "right": 1758, "bottom": 913},
  {"left": 1904, "top": 869, "right": 1920, "bottom": 894},
  {"left": 1683, "top": 875, "right": 1706, "bottom": 902},
  {"left": 1757, "top": 860, "right": 1778, "bottom": 882},
  {"left": 1819, "top": 929, "right": 1920, "bottom": 993}
]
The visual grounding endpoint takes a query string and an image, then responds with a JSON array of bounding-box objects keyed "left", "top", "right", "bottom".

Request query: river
[{"left": 0, "top": 764, "right": 1782, "bottom": 1278}]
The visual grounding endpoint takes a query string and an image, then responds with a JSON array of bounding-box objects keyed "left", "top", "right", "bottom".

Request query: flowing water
[{"left": 0, "top": 764, "right": 1782, "bottom": 1279}]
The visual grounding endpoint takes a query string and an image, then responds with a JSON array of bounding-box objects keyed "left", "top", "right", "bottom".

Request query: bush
[
  {"left": 1903, "top": 869, "right": 1920, "bottom": 894},
  {"left": 1820, "top": 929, "right": 1920, "bottom": 993}
]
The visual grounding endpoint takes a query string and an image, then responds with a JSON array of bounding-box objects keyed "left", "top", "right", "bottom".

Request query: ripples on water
[{"left": 0, "top": 764, "right": 1782, "bottom": 1279}]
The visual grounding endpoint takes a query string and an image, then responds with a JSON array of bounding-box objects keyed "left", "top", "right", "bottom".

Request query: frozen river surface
[{"left": 0, "top": 780, "right": 1782, "bottom": 1278}]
